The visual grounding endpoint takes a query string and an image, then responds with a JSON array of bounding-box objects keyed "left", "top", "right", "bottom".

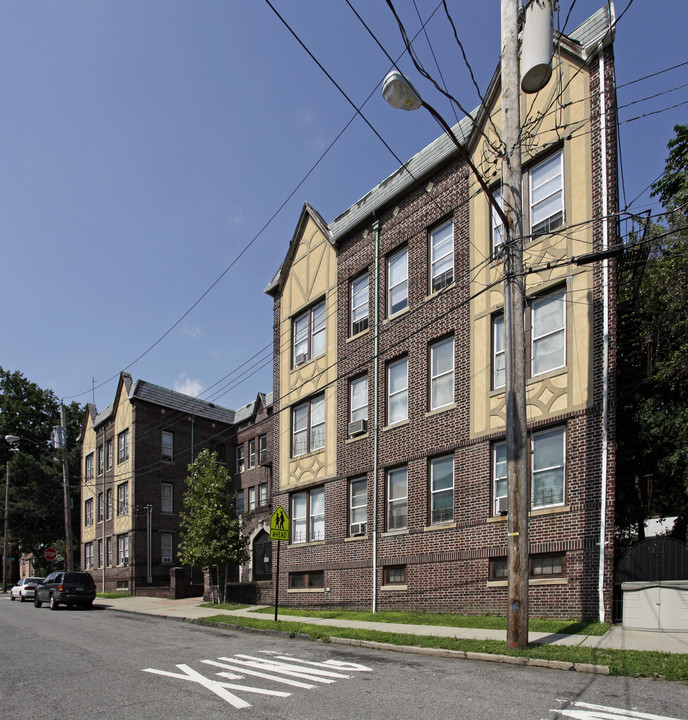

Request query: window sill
[
  {"left": 288, "top": 540, "right": 326, "bottom": 549},
  {"left": 382, "top": 419, "right": 409, "bottom": 432},
  {"left": 346, "top": 328, "right": 369, "bottom": 343},
  {"left": 487, "top": 578, "right": 567, "bottom": 587},
  {"left": 381, "top": 529, "right": 408, "bottom": 538},
  {"left": 528, "top": 365, "right": 567, "bottom": 384},
  {"left": 425, "top": 403, "right": 456, "bottom": 418},
  {"left": 381, "top": 584, "right": 407, "bottom": 591},
  {"left": 424, "top": 282, "right": 455, "bottom": 302},
  {"left": 291, "top": 351, "right": 326, "bottom": 372},
  {"left": 487, "top": 505, "right": 569, "bottom": 522},
  {"left": 345, "top": 534, "right": 368, "bottom": 542},
  {"left": 346, "top": 433, "right": 369, "bottom": 444},
  {"left": 384, "top": 307, "right": 409, "bottom": 323},
  {"left": 424, "top": 522, "right": 456, "bottom": 532},
  {"left": 291, "top": 448, "right": 325, "bottom": 461},
  {"left": 287, "top": 587, "right": 325, "bottom": 594}
]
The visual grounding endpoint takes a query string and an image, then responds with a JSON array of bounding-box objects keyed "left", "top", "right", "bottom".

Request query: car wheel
[
  {"left": 85, "top": 601, "right": 93, "bottom": 609},
  {"left": 67, "top": 603, "right": 73, "bottom": 610},
  {"left": 49, "top": 595, "right": 59, "bottom": 611},
  {"left": 34, "top": 596, "right": 42, "bottom": 608}
]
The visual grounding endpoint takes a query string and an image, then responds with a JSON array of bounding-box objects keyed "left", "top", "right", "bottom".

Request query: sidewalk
[{"left": 96, "top": 595, "right": 688, "bottom": 655}]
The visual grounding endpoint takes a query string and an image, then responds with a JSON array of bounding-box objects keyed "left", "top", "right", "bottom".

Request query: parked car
[
  {"left": 33, "top": 571, "right": 96, "bottom": 610},
  {"left": 10, "top": 577, "right": 43, "bottom": 602}
]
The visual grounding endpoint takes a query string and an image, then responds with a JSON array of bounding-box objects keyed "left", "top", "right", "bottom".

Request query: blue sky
[{"left": 1, "top": 1, "right": 686, "bottom": 414}]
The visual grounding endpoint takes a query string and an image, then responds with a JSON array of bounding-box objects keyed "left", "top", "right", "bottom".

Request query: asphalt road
[{"left": 1, "top": 595, "right": 686, "bottom": 720}]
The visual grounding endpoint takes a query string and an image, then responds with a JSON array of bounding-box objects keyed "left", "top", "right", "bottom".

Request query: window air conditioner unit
[
  {"left": 351, "top": 522, "right": 367, "bottom": 536},
  {"left": 348, "top": 419, "right": 368, "bottom": 437},
  {"left": 497, "top": 496, "right": 508, "bottom": 514},
  {"left": 295, "top": 352, "right": 308, "bottom": 365}
]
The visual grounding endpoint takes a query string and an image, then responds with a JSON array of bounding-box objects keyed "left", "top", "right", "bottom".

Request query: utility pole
[
  {"left": 502, "top": 0, "right": 529, "bottom": 650},
  {"left": 59, "top": 404, "right": 74, "bottom": 572},
  {"left": 3, "top": 460, "right": 9, "bottom": 592}
]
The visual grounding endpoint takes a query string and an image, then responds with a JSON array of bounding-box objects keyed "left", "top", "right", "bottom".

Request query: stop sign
[{"left": 43, "top": 548, "right": 57, "bottom": 561}]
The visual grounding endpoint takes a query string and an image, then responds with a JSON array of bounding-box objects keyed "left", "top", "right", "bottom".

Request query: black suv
[{"left": 34, "top": 571, "right": 97, "bottom": 610}]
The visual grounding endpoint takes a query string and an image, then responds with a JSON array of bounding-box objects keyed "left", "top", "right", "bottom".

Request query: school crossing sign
[{"left": 270, "top": 506, "right": 290, "bottom": 542}]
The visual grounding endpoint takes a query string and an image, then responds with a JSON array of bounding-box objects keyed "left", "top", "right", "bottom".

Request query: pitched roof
[
  {"left": 233, "top": 391, "right": 274, "bottom": 425},
  {"left": 129, "top": 380, "right": 236, "bottom": 424}
]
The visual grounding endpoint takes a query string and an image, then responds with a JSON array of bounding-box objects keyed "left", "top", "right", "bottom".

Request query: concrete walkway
[{"left": 96, "top": 595, "right": 688, "bottom": 655}]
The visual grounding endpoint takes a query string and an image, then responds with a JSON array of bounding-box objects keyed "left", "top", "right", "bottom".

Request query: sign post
[{"left": 270, "top": 506, "right": 289, "bottom": 622}]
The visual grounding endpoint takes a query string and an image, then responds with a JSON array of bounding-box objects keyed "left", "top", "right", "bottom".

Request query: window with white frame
[
  {"left": 387, "top": 466, "right": 408, "bottom": 531},
  {"left": 387, "top": 357, "right": 408, "bottom": 425},
  {"left": 349, "top": 375, "right": 368, "bottom": 429},
  {"left": 117, "top": 534, "right": 129, "bottom": 565},
  {"left": 492, "top": 441, "right": 508, "bottom": 515},
  {"left": 292, "top": 487, "right": 324, "bottom": 543},
  {"left": 162, "top": 431, "right": 173, "bottom": 462},
  {"left": 98, "top": 539, "right": 103, "bottom": 568},
  {"left": 116, "top": 482, "right": 128, "bottom": 516},
  {"left": 84, "top": 542, "right": 93, "bottom": 569},
  {"left": 530, "top": 150, "right": 563, "bottom": 236},
  {"left": 235, "top": 490, "right": 244, "bottom": 516},
  {"left": 85, "top": 453, "right": 94, "bottom": 482},
  {"left": 117, "top": 429, "right": 129, "bottom": 463},
  {"left": 349, "top": 477, "right": 367, "bottom": 536},
  {"left": 106, "top": 537, "right": 112, "bottom": 567},
  {"left": 351, "top": 272, "right": 369, "bottom": 335},
  {"left": 106, "top": 488, "right": 113, "bottom": 520},
  {"left": 106, "top": 440, "right": 113, "bottom": 470},
  {"left": 84, "top": 497, "right": 94, "bottom": 526},
  {"left": 492, "top": 187, "right": 505, "bottom": 253},
  {"left": 161, "top": 533, "right": 173, "bottom": 564},
  {"left": 388, "top": 247, "right": 408, "bottom": 316},
  {"left": 161, "top": 482, "right": 173, "bottom": 513},
  {"left": 258, "top": 434, "right": 267, "bottom": 463},
  {"left": 236, "top": 445, "right": 245, "bottom": 473},
  {"left": 531, "top": 426, "right": 566, "bottom": 509},
  {"left": 248, "top": 438, "right": 256, "bottom": 468},
  {"left": 292, "top": 394, "right": 325, "bottom": 457},
  {"left": 259, "top": 483, "right": 268, "bottom": 507},
  {"left": 531, "top": 288, "right": 566, "bottom": 376},
  {"left": 430, "top": 220, "right": 454, "bottom": 292},
  {"left": 248, "top": 486, "right": 256, "bottom": 512},
  {"left": 430, "top": 337, "right": 454, "bottom": 410},
  {"left": 430, "top": 455, "right": 454, "bottom": 524},
  {"left": 97, "top": 492, "right": 103, "bottom": 523},
  {"left": 98, "top": 446, "right": 104, "bottom": 475},
  {"left": 493, "top": 313, "right": 505, "bottom": 389},
  {"left": 293, "top": 300, "right": 326, "bottom": 365}
]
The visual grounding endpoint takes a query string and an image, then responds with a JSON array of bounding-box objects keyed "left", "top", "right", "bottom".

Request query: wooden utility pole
[
  {"left": 502, "top": 0, "right": 529, "bottom": 650},
  {"left": 60, "top": 404, "right": 74, "bottom": 572}
]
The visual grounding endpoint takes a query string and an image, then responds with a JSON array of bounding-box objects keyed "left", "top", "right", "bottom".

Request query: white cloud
[
  {"left": 174, "top": 373, "right": 203, "bottom": 398},
  {"left": 183, "top": 326, "right": 202, "bottom": 338}
]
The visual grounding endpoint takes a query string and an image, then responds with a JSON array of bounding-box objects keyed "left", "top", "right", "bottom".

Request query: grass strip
[{"left": 199, "top": 614, "right": 688, "bottom": 682}]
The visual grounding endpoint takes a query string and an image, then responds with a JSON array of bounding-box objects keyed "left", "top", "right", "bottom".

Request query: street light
[{"left": 3, "top": 435, "right": 20, "bottom": 592}]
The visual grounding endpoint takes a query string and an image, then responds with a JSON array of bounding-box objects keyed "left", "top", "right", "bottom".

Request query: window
[
  {"left": 117, "top": 429, "right": 129, "bottom": 463},
  {"left": 162, "top": 431, "right": 173, "bottom": 462},
  {"left": 490, "top": 553, "right": 566, "bottom": 580},
  {"left": 117, "top": 534, "right": 129, "bottom": 565},
  {"left": 430, "top": 220, "right": 453, "bottom": 292},
  {"left": 349, "top": 478, "right": 367, "bottom": 536},
  {"left": 258, "top": 434, "right": 268, "bottom": 463},
  {"left": 161, "top": 483, "right": 173, "bottom": 513},
  {"left": 530, "top": 150, "right": 563, "bottom": 236},
  {"left": 161, "top": 533, "right": 173, "bottom": 564},
  {"left": 259, "top": 483, "right": 268, "bottom": 507},
  {"left": 106, "top": 440, "right": 113, "bottom": 470},
  {"left": 387, "top": 357, "right": 408, "bottom": 425},
  {"left": 384, "top": 565, "right": 406, "bottom": 585},
  {"left": 292, "top": 394, "right": 325, "bottom": 457},
  {"left": 430, "top": 455, "right": 454, "bottom": 524},
  {"left": 84, "top": 543, "right": 93, "bottom": 569},
  {"left": 248, "top": 438, "right": 256, "bottom": 468},
  {"left": 248, "top": 486, "right": 256, "bottom": 512},
  {"left": 106, "top": 537, "right": 113, "bottom": 567},
  {"left": 97, "top": 492, "right": 104, "bottom": 523},
  {"left": 210, "top": 441, "right": 226, "bottom": 463},
  {"left": 117, "top": 483, "right": 129, "bottom": 516},
  {"left": 493, "top": 314, "right": 505, "bottom": 389},
  {"left": 97, "top": 446, "right": 104, "bottom": 475},
  {"left": 350, "top": 272, "right": 369, "bottom": 335},
  {"left": 289, "top": 570, "right": 324, "bottom": 589},
  {"left": 492, "top": 187, "right": 505, "bottom": 253},
  {"left": 492, "top": 441, "right": 508, "bottom": 515},
  {"left": 430, "top": 338, "right": 454, "bottom": 410},
  {"left": 85, "top": 453, "right": 94, "bottom": 482},
  {"left": 388, "top": 247, "right": 408, "bottom": 316},
  {"left": 98, "top": 539, "right": 103, "bottom": 569},
  {"left": 253, "top": 530, "right": 272, "bottom": 581},
  {"left": 293, "top": 300, "right": 326, "bottom": 365},
  {"left": 387, "top": 467, "right": 408, "bottom": 531},
  {"left": 531, "top": 288, "right": 566, "bottom": 376},
  {"left": 531, "top": 426, "right": 565, "bottom": 509},
  {"left": 489, "top": 557, "right": 507, "bottom": 581},
  {"left": 84, "top": 498, "right": 94, "bottom": 526},
  {"left": 106, "top": 488, "right": 113, "bottom": 520},
  {"left": 349, "top": 375, "right": 368, "bottom": 431},
  {"left": 236, "top": 445, "right": 245, "bottom": 473},
  {"left": 292, "top": 487, "right": 324, "bottom": 543},
  {"left": 235, "top": 490, "right": 244, "bottom": 516}
]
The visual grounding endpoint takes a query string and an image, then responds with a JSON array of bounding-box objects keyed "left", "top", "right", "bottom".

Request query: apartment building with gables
[{"left": 265, "top": 5, "right": 617, "bottom": 620}]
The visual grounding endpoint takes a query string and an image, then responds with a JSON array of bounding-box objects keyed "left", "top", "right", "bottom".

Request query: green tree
[
  {"left": 178, "top": 449, "right": 247, "bottom": 603},
  {"left": 0, "top": 367, "right": 83, "bottom": 580},
  {"left": 617, "top": 125, "right": 688, "bottom": 542}
]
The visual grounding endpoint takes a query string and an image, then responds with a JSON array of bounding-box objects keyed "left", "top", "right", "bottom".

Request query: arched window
[{"left": 253, "top": 530, "right": 272, "bottom": 581}]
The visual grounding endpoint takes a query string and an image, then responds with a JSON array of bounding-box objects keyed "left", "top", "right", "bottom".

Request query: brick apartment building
[{"left": 265, "top": 6, "right": 617, "bottom": 620}]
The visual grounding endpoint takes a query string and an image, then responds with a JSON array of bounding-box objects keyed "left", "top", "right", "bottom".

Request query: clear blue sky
[{"left": 1, "top": 1, "right": 685, "bottom": 414}]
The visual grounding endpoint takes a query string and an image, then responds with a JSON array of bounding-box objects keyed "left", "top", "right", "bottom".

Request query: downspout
[
  {"left": 597, "top": 47, "right": 610, "bottom": 624},
  {"left": 102, "top": 427, "right": 106, "bottom": 592},
  {"left": 191, "top": 415, "right": 195, "bottom": 463},
  {"left": 372, "top": 219, "right": 381, "bottom": 613}
]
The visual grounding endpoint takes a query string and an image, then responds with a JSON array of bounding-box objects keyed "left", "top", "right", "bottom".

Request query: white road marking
[
  {"left": 202, "top": 659, "right": 316, "bottom": 689},
  {"left": 550, "top": 702, "right": 685, "bottom": 720}
]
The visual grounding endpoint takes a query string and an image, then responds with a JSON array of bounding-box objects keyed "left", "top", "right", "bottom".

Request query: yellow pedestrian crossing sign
[{"left": 270, "top": 506, "right": 290, "bottom": 542}]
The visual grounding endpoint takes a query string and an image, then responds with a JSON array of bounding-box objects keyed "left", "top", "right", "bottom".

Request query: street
[{"left": 1, "top": 595, "right": 686, "bottom": 720}]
